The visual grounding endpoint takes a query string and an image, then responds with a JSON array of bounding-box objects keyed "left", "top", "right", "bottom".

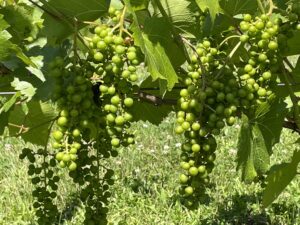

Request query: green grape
[
  {"left": 53, "top": 131, "right": 63, "bottom": 141},
  {"left": 124, "top": 97, "right": 134, "bottom": 107}
]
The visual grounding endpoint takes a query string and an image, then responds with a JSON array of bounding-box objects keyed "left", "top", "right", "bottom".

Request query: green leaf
[
  {"left": 41, "top": 0, "right": 110, "bottom": 43},
  {"left": 0, "top": 92, "right": 21, "bottom": 114},
  {"left": 252, "top": 125, "right": 270, "bottom": 175},
  {"left": 237, "top": 115, "right": 271, "bottom": 181},
  {"left": 262, "top": 150, "right": 300, "bottom": 207},
  {"left": 130, "top": 0, "right": 149, "bottom": 10},
  {"left": 0, "top": 4, "right": 34, "bottom": 43},
  {"left": 195, "top": 0, "right": 222, "bottom": 22},
  {"left": 255, "top": 98, "right": 287, "bottom": 154},
  {"left": 130, "top": 101, "right": 173, "bottom": 124},
  {"left": 26, "top": 66, "right": 45, "bottom": 82},
  {"left": 128, "top": 1, "right": 178, "bottom": 91},
  {"left": 237, "top": 115, "right": 257, "bottom": 182},
  {"left": 0, "top": 111, "right": 9, "bottom": 135},
  {"left": 8, "top": 100, "right": 57, "bottom": 146},
  {"left": 151, "top": 0, "right": 199, "bottom": 37},
  {"left": 220, "top": 0, "right": 258, "bottom": 16},
  {"left": 0, "top": 32, "right": 13, "bottom": 60},
  {"left": 285, "top": 30, "right": 300, "bottom": 56},
  {"left": 143, "top": 17, "right": 185, "bottom": 68},
  {"left": 11, "top": 78, "right": 37, "bottom": 101}
]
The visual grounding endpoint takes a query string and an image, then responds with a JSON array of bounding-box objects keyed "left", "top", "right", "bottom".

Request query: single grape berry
[
  {"left": 52, "top": 130, "right": 63, "bottom": 141},
  {"left": 124, "top": 97, "right": 134, "bottom": 107}
]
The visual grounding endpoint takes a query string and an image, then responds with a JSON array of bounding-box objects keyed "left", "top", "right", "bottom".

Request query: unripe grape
[
  {"left": 108, "top": 86, "right": 116, "bottom": 95},
  {"left": 240, "top": 34, "right": 249, "bottom": 42},
  {"left": 191, "top": 122, "right": 201, "bottom": 131},
  {"left": 189, "top": 167, "right": 199, "bottom": 176},
  {"left": 68, "top": 162, "right": 77, "bottom": 171},
  {"left": 243, "top": 14, "right": 252, "bottom": 22},
  {"left": 62, "top": 154, "right": 71, "bottom": 162},
  {"left": 184, "top": 186, "right": 193, "bottom": 195},
  {"left": 124, "top": 97, "right": 134, "bottom": 107},
  {"left": 175, "top": 126, "right": 184, "bottom": 134},
  {"left": 191, "top": 144, "right": 200, "bottom": 153},
  {"left": 111, "top": 138, "right": 120, "bottom": 147},
  {"left": 268, "top": 41, "right": 278, "bottom": 50},
  {"left": 179, "top": 174, "right": 189, "bottom": 184},
  {"left": 52, "top": 130, "right": 63, "bottom": 141},
  {"left": 124, "top": 112, "right": 133, "bottom": 121},
  {"left": 72, "top": 129, "right": 81, "bottom": 138},
  {"left": 57, "top": 117, "right": 68, "bottom": 127},
  {"left": 111, "top": 95, "right": 120, "bottom": 105},
  {"left": 129, "top": 74, "right": 138, "bottom": 82},
  {"left": 55, "top": 152, "right": 64, "bottom": 161},
  {"left": 181, "top": 162, "right": 190, "bottom": 170},
  {"left": 94, "top": 52, "right": 104, "bottom": 61},
  {"left": 115, "top": 116, "right": 125, "bottom": 126}
]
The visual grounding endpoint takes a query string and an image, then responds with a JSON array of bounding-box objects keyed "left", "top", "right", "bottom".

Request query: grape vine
[{"left": 1, "top": 0, "right": 300, "bottom": 224}]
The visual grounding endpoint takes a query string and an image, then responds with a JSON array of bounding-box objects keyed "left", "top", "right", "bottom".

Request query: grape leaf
[
  {"left": 237, "top": 115, "right": 257, "bottom": 182},
  {"left": 130, "top": 101, "right": 173, "bottom": 124},
  {"left": 237, "top": 115, "right": 271, "bottom": 181},
  {"left": 11, "top": 78, "right": 37, "bottom": 101},
  {"left": 262, "top": 150, "right": 300, "bottom": 207},
  {"left": 0, "top": 92, "right": 21, "bottom": 113},
  {"left": 0, "top": 111, "right": 9, "bottom": 135},
  {"left": 252, "top": 125, "right": 270, "bottom": 175},
  {"left": 127, "top": 0, "right": 178, "bottom": 91},
  {"left": 255, "top": 98, "right": 287, "bottom": 154},
  {"left": 285, "top": 30, "right": 300, "bottom": 56},
  {"left": 130, "top": 0, "right": 149, "bottom": 10},
  {"left": 195, "top": 0, "right": 222, "bottom": 22},
  {"left": 143, "top": 17, "right": 185, "bottom": 68},
  {"left": 151, "top": 0, "right": 199, "bottom": 37},
  {"left": 41, "top": 0, "right": 110, "bottom": 43},
  {"left": 0, "top": 4, "right": 33, "bottom": 43},
  {"left": 8, "top": 101, "right": 57, "bottom": 146},
  {"left": 220, "top": 0, "right": 258, "bottom": 16}
]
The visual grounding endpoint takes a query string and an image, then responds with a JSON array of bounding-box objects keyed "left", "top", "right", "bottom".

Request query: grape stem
[
  {"left": 257, "top": 0, "right": 266, "bottom": 14},
  {"left": 283, "top": 120, "right": 300, "bottom": 134},
  {"left": 218, "top": 35, "right": 240, "bottom": 49},
  {"left": 136, "top": 91, "right": 177, "bottom": 106},
  {"left": 267, "top": 0, "right": 276, "bottom": 15}
]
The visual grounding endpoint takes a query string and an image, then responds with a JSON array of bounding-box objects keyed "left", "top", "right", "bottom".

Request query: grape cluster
[
  {"left": 49, "top": 56, "right": 96, "bottom": 171},
  {"left": 175, "top": 40, "right": 240, "bottom": 205},
  {"left": 68, "top": 136, "right": 114, "bottom": 225},
  {"left": 88, "top": 14, "right": 141, "bottom": 149},
  {"left": 19, "top": 148, "right": 59, "bottom": 224},
  {"left": 239, "top": 14, "right": 282, "bottom": 103}
]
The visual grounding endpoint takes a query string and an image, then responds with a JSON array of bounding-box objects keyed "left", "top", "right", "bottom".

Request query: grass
[{"left": 0, "top": 113, "right": 299, "bottom": 225}]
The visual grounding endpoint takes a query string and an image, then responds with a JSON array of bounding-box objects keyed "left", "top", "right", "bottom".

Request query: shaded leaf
[
  {"left": 195, "top": 0, "right": 222, "bottom": 22},
  {"left": 220, "top": 0, "right": 258, "bottom": 16},
  {"left": 130, "top": 101, "right": 173, "bottom": 124},
  {"left": 255, "top": 98, "right": 287, "bottom": 154},
  {"left": 252, "top": 125, "right": 270, "bottom": 175},
  {"left": 285, "top": 30, "right": 300, "bottom": 56},
  {"left": 8, "top": 101, "right": 57, "bottom": 146},
  {"left": 151, "top": 0, "right": 199, "bottom": 37},
  {"left": 143, "top": 17, "right": 185, "bottom": 68},
  {"left": 130, "top": 0, "right": 149, "bottom": 10},
  {"left": 263, "top": 150, "right": 300, "bottom": 207},
  {"left": 237, "top": 115, "right": 257, "bottom": 182},
  {"left": 41, "top": 0, "right": 110, "bottom": 43}
]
